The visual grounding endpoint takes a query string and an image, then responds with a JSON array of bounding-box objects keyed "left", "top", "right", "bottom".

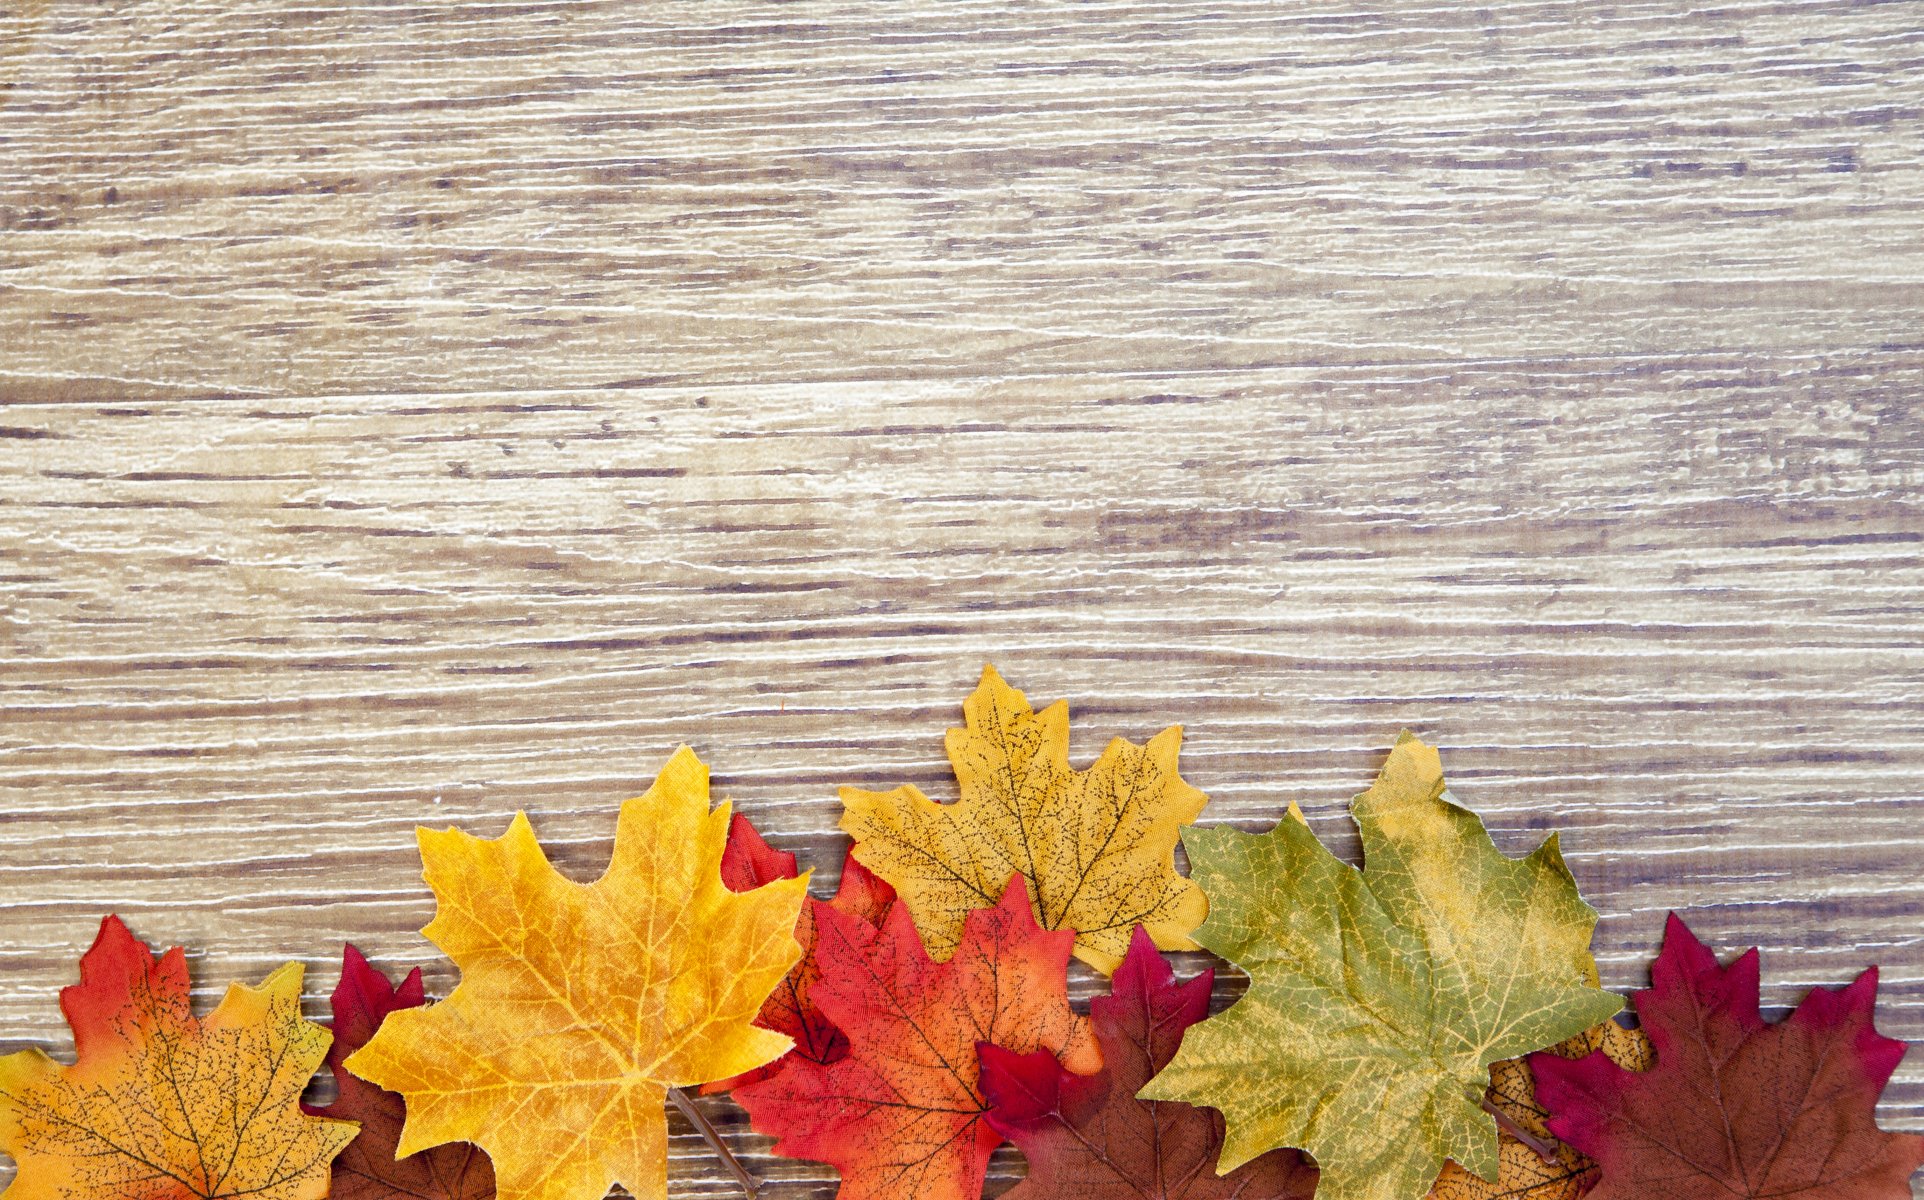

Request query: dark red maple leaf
[
  {"left": 307, "top": 945, "right": 495, "bottom": 1200},
  {"left": 1533, "top": 913, "right": 1924, "bottom": 1200},
  {"left": 980, "top": 925, "right": 1318, "bottom": 1200},
  {"left": 702, "top": 813, "right": 896, "bottom": 1094},
  {"left": 734, "top": 875, "right": 1099, "bottom": 1200}
]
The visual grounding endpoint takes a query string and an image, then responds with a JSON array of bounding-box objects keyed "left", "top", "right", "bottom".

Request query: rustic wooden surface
[{"left": 3, "top": 1, "right": 1922, "bottom": 1195}]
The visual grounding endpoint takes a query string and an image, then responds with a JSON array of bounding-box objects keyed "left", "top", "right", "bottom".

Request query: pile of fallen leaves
[{"left": 2, "top": 667, "right": 1919, "bottom": 1200}]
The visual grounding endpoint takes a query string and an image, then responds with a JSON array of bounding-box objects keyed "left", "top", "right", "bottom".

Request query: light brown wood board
[{"left": 2, "top": 1, "right": 1921, "bottom": 1195}]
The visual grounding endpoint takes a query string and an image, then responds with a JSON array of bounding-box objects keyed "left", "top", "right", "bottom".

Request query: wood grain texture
[{"left": 2, "top": 1, "right": 1921, "bottom": 1196}]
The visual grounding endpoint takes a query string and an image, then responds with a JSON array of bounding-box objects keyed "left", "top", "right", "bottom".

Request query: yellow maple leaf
[
  {"left": 344, "top": 746, "right": 809, "bottom": 1200},
  {"left": 0, "top": 916, "right": 356, "bottom": 1200},
  {"left": 839, "top": 665, "right": 1208, "bottom": 973}
]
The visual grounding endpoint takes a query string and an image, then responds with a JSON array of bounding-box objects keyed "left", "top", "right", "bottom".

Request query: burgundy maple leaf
[
  {"left": 308, "top": 945, "right": 495, "bottom": 1200},
  {"left": 1533, "top": 913, "right": 1924, "bottom": 1200},
  {"left": 980, "top": 925, "right": 1318, "bottom": 1200}
]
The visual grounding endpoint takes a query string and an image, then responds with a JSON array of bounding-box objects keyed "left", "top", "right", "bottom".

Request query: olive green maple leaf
[{"left": 1139, "top": 732, "right": 1623, "bottom": 1200}]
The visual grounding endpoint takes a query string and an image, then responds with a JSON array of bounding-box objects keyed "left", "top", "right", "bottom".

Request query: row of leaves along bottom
[{"left": 3, "top": 667, "right": 1919, "bottom": 1200}]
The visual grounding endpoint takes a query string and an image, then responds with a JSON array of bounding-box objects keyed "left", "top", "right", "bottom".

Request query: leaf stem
[
  {"left": 1477, "top": 1094, "right": 1560, "bottom": 1165},
  {"left": 668, "top": 1086, "right": 760, "bottom": 1199}
]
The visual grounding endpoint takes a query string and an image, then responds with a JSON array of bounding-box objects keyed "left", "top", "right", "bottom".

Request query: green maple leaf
[{"left": 1139, "top": 732, "right": 1623, "bottom": 1200}]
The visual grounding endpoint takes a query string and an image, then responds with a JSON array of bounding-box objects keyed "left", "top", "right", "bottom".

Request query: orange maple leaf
[
  {"left": 736, "top": 875, "right": 1100, "bottom": 1200},
  {"left": 0, "top": 916, "right": 357, "bottom": 1200},
  {"left": 700, "top": 815, "right": 897, "bottom": 1096}
]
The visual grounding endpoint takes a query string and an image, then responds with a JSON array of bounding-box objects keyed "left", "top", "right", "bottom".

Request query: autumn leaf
[
  {"left": 306, "top": 945, "right": 494, "bottom": 1200},
  {"left": 840, "top": 664, "right": 1208, "bottom": 974},
  {"left": 343, "top": 746, "right": 809, "bottom": 1200},
  {"left": 1533, "top": 913, "right": 1924, "bottom": 1200},
  {"left": 0, "top": 915, "right": 356, "bottom": 1200},
  {"left": 980, "top": 925, "right": 1318, "bottom": 1200},
  {"left": 1138, "top": 731, "right": 1624, "bottom": 1200},
  {"left": 734, "top": 875, "right": 1100, "bottom": 1200},
  {"left": 701, "top": 814, "right": 897, "bottom": 1094},
  {"left": 1429, "top": 1021, "right": 1650, "bottom": 1200}
]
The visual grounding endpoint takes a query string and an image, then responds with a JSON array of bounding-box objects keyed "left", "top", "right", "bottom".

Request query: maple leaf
[
  {"left": 1138, "top": 731, "right": 1625, "bottom": 1200},
  {"left": 0, "top": 915, "right": 356, "bottom": 1200},
  {"left": 343, "top": 746, "right": 809, "bottom": 1200},
  {"left": 734, "top": 875, "right": 1101, "bottom": 1200},
  {"left": 980, "top": 925, "right": 1319, "bottom": 1200},
  {"left": 307, "top": 945, "right": 494, "bottom": 1200},
  {"left": 1428, "top": 1021, "right": 1650, "bottom": 1200},
  {"left": 840, "top": 664, "right": 1208, "bottom": 974},
  {"left": 701, "top": 815, "right": 896, "bottom": 1095},
  {"left": 1533, "top": 913, "right": 1924, "bottom": 1200}
]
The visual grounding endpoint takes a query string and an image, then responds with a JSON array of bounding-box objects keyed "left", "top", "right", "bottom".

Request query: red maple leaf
[
  {"left": 702, "top": 814, "right": 896, "bottom": 1093},
  {"left": 1533, "top": 913, "right": 1924, "bottom": 1200},
  {"left": 980, "top": 926, "right": 1318, "bottom": 1200},
  {"left": 734, "top": 875, "right": 1099, "bottom": 1200},
  {"left": 307, "top": 945, "right": 495, "bottom": 1200}
]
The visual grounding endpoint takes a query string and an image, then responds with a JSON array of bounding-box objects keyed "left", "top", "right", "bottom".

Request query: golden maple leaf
[
  {"left": 344, "top": 746, "right": 809, "bottom": 1200},
  {"left": 0, "top": 916, "right": 356, "bottom": 1200},
  {"left": 1429, "top": 1022, "right": 1652, "bottom": 1200},
  {"left": 839, "top": 665, "right": 1208, "bottom": 974}
]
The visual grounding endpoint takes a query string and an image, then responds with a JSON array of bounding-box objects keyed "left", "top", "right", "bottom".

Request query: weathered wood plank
[
  {"left": 5, "top": 0, "right": 1924, "bottom": 397},
  {"left": 3, "top": 1, "right": 1922, "bottom": 1196}
]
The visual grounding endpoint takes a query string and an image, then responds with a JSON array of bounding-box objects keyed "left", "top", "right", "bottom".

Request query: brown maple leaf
[{"left": 1430, "top": 1021, "right": 1650, "bottom": 1200}]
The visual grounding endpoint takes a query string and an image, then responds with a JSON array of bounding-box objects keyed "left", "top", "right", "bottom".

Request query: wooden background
[{"left": 3, "top": 0, "right": 1922, "bottom": 1195}]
